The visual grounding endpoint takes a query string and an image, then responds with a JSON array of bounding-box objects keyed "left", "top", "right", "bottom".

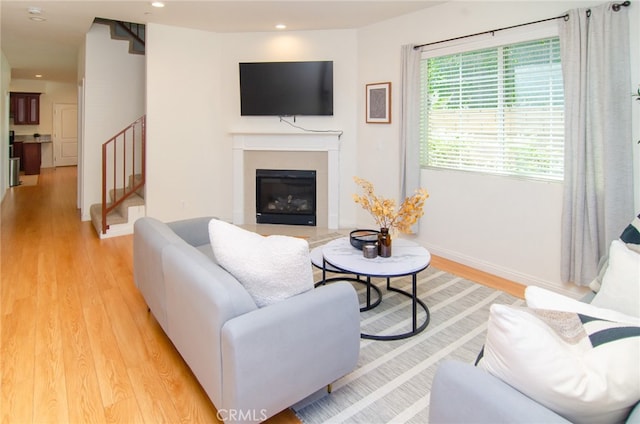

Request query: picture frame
[{"left": 366, "top": 82, "right": 391, "bottom": 124}]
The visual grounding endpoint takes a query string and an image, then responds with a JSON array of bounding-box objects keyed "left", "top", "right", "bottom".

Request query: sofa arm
[
  {"left": 167, "top": 216, "right": 215, "bottom": 247},
  {"left": 429, "top": 361, "right": 571, "bottom": 424},
  {"left": 221, "top": 282, "right": 360, "bottom": 423}
]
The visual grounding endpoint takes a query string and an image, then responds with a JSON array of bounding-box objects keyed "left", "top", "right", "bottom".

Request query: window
[{"left": 420, "top": 37, "right": 564, "bottom": 181}]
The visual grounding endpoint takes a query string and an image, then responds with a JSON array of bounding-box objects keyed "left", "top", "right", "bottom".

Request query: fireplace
[{"left": 256, "top": 169, "right": 316, "bottom": 226}]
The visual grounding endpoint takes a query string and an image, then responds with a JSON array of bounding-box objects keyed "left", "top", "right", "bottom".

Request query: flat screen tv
[{"left": 239, "top": 61, "right": 333, "bottom": 116}]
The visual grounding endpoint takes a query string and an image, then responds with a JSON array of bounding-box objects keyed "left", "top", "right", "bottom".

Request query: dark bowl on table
[{"left": 350, "top": 229, "right": 380, "bottom": 250}]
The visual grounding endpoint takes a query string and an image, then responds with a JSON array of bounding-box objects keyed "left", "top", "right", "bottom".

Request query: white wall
[
  {"left": 1, "top": 52, "right": 11, "bottom": 199},
  {"left": 356, "top": 0, "right": 637, "bottom": 296},
  {"left": 145, "top": 25, "right": 358, "bottom": 224},
  {"left": 145, "top": 24, "right": 222, "bottom": 221},
  {"left": 81, "top": 23, "right": 145, "bottom": 220}
]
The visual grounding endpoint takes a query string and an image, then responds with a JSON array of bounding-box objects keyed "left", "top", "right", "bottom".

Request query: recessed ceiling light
[
  {"left": 35, "top": 74, "right": 43, "bottom": 78},
  {"left": 28, "top": 6, "right": 42, "bottom": 14},
  {"left": 151, "top": 1, "right": 165, "bottom": 7},
  {"left": 29, "top": 16, "right": 47, "bottom": 22},
  {"left": 275, "top": 24, "right": 287, "bottom": 30}
]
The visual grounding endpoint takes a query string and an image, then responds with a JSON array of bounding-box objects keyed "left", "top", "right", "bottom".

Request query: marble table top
[{"left": 320, "top": 237, "right": 431, "bottom": 277}]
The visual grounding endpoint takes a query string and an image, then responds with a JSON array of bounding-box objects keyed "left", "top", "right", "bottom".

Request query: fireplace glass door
[{"left": 256, "top": 169, "right": 316, "bottom": 226}]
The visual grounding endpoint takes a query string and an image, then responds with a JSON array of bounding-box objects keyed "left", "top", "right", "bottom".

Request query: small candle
[{"left": 363, "top": 244, "right": 378, "bottom": 259}]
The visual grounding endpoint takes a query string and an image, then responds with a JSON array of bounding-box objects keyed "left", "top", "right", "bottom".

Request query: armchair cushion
[
  {"left": 478, "top": 304, "right": 640, "bottom": 424},
  {"left": 208, "top": 219, "right": 314, "bottom": 307},
  {"left": 525, "top": 286, "right": 639, "bottom": 325},
  {"left": 430, "top": 360, "right": 571, "bottom": 423},
  {"left": 590, "top": 211, "right": 640, "bottom": 292},
  {"left": 591, "top": 239, "right": 640, "bottom": 318}
]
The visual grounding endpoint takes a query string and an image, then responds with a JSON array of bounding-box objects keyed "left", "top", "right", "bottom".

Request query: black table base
[
  {"left": 315, "top": 264, "right": 382, "bottom": 312},
  {"left": 360, "top": 273, "right": 430, "bottom": 341},
  {"left": 316, "top": 258, "right": 430, "bottom": 340}
]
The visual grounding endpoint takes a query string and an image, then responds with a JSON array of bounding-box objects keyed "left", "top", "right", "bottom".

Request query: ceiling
[{"left": 2, "top": 1, "right": 444, "bottom": 83}]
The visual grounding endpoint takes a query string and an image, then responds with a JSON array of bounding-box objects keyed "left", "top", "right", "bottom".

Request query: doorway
[{"left": 53, "top": 103, "right": 78, "bottom": 167}]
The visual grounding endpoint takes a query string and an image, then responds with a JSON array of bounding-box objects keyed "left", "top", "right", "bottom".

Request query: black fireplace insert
[{"left": 256, "top": 169, "right": 316, "bottom": 226}]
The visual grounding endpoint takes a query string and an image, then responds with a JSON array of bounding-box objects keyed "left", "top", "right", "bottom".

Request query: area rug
[{"left": 296, "top": 234, "right": 524, "bottom": 423}]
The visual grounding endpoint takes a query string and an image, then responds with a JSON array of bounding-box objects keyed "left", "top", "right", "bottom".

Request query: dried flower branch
[{"left": 352, "top": 176, "right": 429, "bottom": 234}]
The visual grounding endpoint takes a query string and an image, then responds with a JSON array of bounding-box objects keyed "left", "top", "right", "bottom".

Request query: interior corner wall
[
  {"left": 145, "top": 24, "right": 359, "bottom": 225},
  {"left": 1, "top": 51, "right": 11, "bottom": 200},
  {"left": 145, "top": 23, "right": 222, "bottom": 222},
  {"left": 80, "top": 23, "right": 145, "bottom": 221},
  {"left": 356, "top": 0, "right": 618, "bottom": 296}
]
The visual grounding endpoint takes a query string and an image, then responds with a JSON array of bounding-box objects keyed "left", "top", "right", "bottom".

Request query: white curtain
[
  {"left": 559, "top": 2, "right": 634, "bottom": 286},
  {"left": 399, "top": 45, "right": 421, "bottom": 200}
]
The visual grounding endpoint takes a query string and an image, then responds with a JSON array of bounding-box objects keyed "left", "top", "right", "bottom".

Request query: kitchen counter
[
  {"left": 12, "top": 134, "right": 50, "bottom": 175},
  {"left": 14, "top": 134, "right": 52, "bottom": 143}
]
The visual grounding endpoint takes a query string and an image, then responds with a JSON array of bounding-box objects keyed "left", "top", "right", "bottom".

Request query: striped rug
[{"left": 295, "top": 234, "right": 524, "bottom": 423}]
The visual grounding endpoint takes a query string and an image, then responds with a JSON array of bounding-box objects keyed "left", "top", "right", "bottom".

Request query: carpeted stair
[{"left": 90, "top": 174, "right": 145, "bottom": 238}]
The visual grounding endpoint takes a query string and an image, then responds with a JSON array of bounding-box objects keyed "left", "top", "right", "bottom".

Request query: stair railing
[
  {"left": 93, "top": 18, "right": 145, "bottom": 55},
  {"left": 101, "top": 115, "right": 146, "bottom": 234},
  {"left": 115, "top": 21, "right": 145, "bottom": 47}
]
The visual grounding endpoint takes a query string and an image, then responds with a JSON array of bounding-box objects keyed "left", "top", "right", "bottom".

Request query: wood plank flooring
[{"left": 0, "top": 166, "right": 524, "bottom": 423}]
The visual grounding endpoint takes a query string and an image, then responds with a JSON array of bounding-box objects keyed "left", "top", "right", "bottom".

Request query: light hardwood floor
[{"left": 0, "top": 166, "right": 524, "bottom": 423}]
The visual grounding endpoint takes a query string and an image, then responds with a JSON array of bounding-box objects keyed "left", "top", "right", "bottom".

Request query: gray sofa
[
  {"left": 430, "top": 360, "right": 640, "bottom": 423},
  {"left": 429, "top": 291, "right": 640, "bottom": 424},
  {"left": 133, "top": 216, "right": 360, "bottom": 423}
]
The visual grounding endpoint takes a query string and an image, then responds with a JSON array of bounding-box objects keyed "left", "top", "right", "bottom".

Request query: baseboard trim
[{"left": 424, "top": 243, "right": 590, "bottom": 299}]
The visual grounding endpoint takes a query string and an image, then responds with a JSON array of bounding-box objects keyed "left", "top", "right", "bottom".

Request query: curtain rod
[{"left": 413, "top": 1, "right": 630, "bottom": 50}]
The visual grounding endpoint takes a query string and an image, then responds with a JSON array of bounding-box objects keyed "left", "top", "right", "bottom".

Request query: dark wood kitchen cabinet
[
  {"left": 10, "top": 92, "right": 40, "bottom": 125},
  {"left": 23, "top": 143, "right": 41, "bottom": 175}
]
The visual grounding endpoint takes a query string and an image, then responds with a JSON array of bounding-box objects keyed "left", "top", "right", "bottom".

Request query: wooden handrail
[{"left": 101, "top": 116, "right": 146, "bottom": 234}]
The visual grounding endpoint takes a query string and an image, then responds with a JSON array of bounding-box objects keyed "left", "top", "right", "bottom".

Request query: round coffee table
[
  {"left": 316, "top": 237, "right": 431, "bottom": 341},
  {"left": 310, "top": 244, "right": 382, "bottom": 311}
]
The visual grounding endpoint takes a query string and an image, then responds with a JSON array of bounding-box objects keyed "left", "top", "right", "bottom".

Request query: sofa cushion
[
  {"left": 591, "top": 239, "right": 640, "bottom": 318},
  {"left": 478, "top": 304, "right": 640, "bottom": 424},
  {"left": 133, "top": 217, "right": 187, "bottom": 333},
  {"left": 525, "top": 286, "right": 640, "bottom": 325},
  {"left": 168, "top": 216, "right": 217, "bottom": 248},
  {"left": 208, "top": 219, "right": 314, "bottom": 307}
]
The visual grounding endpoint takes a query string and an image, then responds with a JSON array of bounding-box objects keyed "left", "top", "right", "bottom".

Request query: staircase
[
  {"left": 89, "top": 18, "right": 146, "bottom": 238},
  {"left": 90, "top": 116, "right": 146, "bottom": 239},
  {"left": 93, "top": 17, "right": 145, "bottom": 54}
]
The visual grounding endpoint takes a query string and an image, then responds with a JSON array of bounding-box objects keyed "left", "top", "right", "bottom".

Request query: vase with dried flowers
[{"left": 352, "top": 176, "right": 429, "bottom": 257}]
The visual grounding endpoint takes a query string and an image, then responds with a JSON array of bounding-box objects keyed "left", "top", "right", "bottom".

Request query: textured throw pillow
[
  {"left": 525, "top": 285, "right": 640, "bottom": 325},
  {"left": 620, "top": 212, "right": 640, "bottom": 245},
  {"left": 208, "top": 219, "right": 314, "bottom": 307},
  {"left": 591, "top": 239, "right": 640, "bottom": 318},
  {"left": 478, "top": 304, "right": 640, "bottom": 424}
]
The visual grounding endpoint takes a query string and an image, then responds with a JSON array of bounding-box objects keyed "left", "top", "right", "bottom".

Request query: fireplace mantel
[{"left": 231, "top": 132, "right": 340, "bottom": 229}]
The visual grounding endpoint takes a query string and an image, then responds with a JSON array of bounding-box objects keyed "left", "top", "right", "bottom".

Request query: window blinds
[{"left": 420, "top": 37, "right": 564, "bottom": 181}]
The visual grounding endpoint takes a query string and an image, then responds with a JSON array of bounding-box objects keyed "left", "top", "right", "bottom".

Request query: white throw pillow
[
  {"left": 525, "top": 286, "right": 640, "bottom": 325},
  {"left": 208, "top": 219, "right": 314, "bottom": 307},
  {"left": 478, "top": 304, "right": 640, "bottom": 424},
  {"left": 591, "top": 239, "right": 640, "bottom": 318}
]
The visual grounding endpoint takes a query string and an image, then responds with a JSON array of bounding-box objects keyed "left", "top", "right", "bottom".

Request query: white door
[{"left": 53, "top": 104, "right": 78, "bottom": 167}]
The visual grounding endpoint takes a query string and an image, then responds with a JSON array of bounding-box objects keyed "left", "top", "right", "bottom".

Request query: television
[{"left": 239, "top": 61, "right": 333, "bottom": 116}]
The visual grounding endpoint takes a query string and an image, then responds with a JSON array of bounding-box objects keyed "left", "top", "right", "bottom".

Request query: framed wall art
[{"left": 366, "top": 82, "right": 391, "bottom": 124}]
